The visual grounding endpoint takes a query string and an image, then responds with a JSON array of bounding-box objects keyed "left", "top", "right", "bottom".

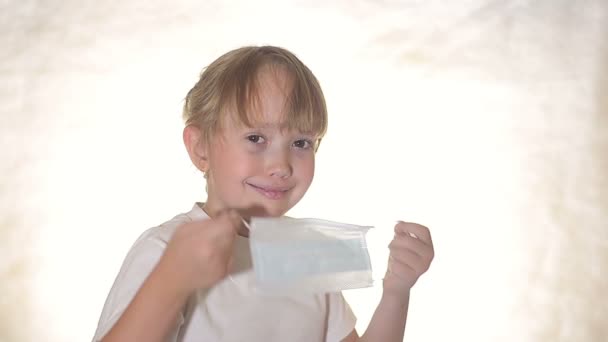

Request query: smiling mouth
[{"left": 247, "top": 183, "right": 291, "bottom": 200}]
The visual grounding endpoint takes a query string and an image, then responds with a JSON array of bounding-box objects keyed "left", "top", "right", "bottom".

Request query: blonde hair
[{"left": 183, "top": 46, "right": 328, "bottom": 148}]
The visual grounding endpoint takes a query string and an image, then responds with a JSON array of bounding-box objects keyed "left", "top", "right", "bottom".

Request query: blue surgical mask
[{"left": 248, "top": 217, "right": 374, "bottom": 294}]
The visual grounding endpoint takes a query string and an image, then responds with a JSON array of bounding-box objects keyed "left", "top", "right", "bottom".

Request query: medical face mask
[{"left": 248, "top": 217, "right": 374, "bottom": 294}]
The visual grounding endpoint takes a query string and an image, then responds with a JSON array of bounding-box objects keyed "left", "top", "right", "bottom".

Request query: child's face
[{"left": 203, "top": 70, "right": 317, "bottom": 218}]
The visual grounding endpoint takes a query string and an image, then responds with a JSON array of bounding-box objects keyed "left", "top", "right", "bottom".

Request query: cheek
[
  {"left": 297, "top": 154, "right": 316, "bottom": 182},
  {"left": 216, "top": 149, "right": 261, "bottom": 179}
]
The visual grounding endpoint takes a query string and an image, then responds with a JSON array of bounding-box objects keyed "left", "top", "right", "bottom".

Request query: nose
[{"left": 266, "top": 148, "right": 292, "bottom": 179}]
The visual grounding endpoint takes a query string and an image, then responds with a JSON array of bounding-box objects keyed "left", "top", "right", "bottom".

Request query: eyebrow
[
  {"left": 246, "top": 123, "right": 317, "bottom": 136},
  {"left": 246, "top": 121, "right": 288, "bottom": 130}
]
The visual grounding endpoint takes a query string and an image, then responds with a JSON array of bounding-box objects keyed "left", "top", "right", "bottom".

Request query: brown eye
[
  {"left": 293, "top": 139, "right": 312, "bottom": 149},
  {"left": 247, "top": 135, "right": 265, "bottom": 144}
]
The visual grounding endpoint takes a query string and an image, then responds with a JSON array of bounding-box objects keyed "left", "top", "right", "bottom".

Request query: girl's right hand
[{"left": 160, "top": 210, "right": 242, "bottom": 294}]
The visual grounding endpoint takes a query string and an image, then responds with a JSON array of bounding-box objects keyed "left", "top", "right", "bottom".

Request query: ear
[{"left": 183, "top": 125, "right": 209, "bottom": 173}]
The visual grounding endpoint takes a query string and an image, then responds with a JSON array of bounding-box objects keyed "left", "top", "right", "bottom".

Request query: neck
[{"left": 199, "top": 202, "right": 250, "bottom": 237}]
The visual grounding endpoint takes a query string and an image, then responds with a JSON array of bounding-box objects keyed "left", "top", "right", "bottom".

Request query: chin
[
  {"left": 258, "top": 206, "right": 289, "bottom": 218},
  {"left": 266, "top": 208, "right": 289, "bottom": 217},
  {"left": 238, "top": 203, "right": 289, "bottom": 218}
]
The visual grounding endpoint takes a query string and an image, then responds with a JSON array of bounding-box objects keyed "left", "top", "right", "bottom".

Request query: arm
[
  {"left": 342, "top": 222, "right": 434, "bottom": 342},
  {"left": 342, "top": 291, "right": 409, "bottom": 342},
  {"left": 99, "top": 211, "right": 241, "bottom": 342},
  {"left": 340, "top": 293, "right": 410, "bottom": 342},
  {"left": 100, "top": 258, "right": 192, "bottom": 342}
]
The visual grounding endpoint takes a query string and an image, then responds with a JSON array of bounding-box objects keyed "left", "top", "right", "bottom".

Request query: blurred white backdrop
[{"left": 1, "top": 1, "right": 607, "bottom": 341}]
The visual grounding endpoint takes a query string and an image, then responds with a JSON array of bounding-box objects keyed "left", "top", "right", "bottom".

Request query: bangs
[{"left": 219, "top": 49, "right": 328, "bottom": 138}]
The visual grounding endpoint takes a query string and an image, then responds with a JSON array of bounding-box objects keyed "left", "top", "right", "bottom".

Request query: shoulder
[
  {"left": 93, "top": 205, "right": 207, "bottom": 340},
  {"left": 132, "top": 203, "right": 209, "bottom": 251}
]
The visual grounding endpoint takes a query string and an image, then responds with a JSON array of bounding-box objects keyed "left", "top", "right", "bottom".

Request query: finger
[
  {"left": 388, "top": 235, "right": 430, "bottom": 259},
  {"left": 389, "top": 250, "right": 426, "bottom": 272},
  {"left": 388, "top": 238, "right": 421, "bottom": 259},
  {"left": 395, "top": 222, "right": 433, "bottom": 246},
  {"left": 216, "top": 210, "right": 243, "bottom": 234},
  {"left": 226, "top": 254, "right": 235, "bottom": 271},
  {"left": 387, "top": 259, "right": 417, "bottom": 280},
  {"left": 226, "top": 210, "right": 245, "bottom": 229},
  {"left": 225, "top": 210, "right": 251, "bottom": 237}
]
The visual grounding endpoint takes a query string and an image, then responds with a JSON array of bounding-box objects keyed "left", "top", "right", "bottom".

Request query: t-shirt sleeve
[
  {"left": 91, "top": 230, "right": 182, "bottom": 341},
  {"left": 325, "top": 292, "right": 357, "bottom": 342}
]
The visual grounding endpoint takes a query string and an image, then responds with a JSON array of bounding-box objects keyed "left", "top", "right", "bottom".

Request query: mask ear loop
[{"left": 241, "top": 218, "right": 251, "bottom": 230}]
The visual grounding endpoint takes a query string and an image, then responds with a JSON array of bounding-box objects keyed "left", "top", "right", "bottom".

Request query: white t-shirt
[{"left": 93, "top": 203, "right": 357, "bottom": 342}]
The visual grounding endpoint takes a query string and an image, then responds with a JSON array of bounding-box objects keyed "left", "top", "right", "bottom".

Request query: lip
[{"left": 246, "top": 182, "right": 292, "bottom": 200}]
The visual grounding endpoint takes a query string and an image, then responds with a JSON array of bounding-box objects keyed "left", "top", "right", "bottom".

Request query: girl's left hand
[{"left": 383, "top": 221, "right": 434, "bottom": 299}]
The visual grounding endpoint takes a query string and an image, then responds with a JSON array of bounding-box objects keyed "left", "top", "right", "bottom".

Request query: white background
[{"left": 1, "top": 1, "right": 607, "bottom": 341}]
